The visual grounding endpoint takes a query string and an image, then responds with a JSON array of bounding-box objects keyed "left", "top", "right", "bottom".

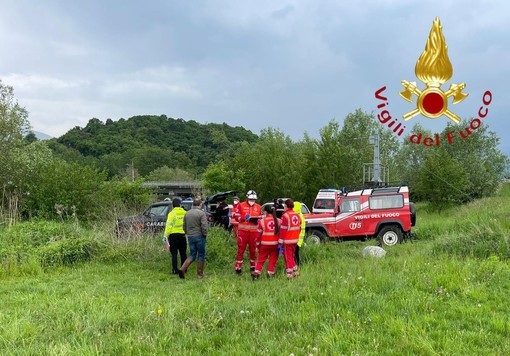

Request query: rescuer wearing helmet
[
  {"left": 292, "top": 201, "right": 306, "bottom": 266},
  {"left": 235, "top": 190, "right": 262, "bottom": 275},
  {"left": 279, "top": 198, "right": 302, "bottom": 279}
]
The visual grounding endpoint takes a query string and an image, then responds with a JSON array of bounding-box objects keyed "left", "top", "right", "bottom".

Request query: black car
[{"left": 115, "top": 199, "right": 193, "bottom": 236}]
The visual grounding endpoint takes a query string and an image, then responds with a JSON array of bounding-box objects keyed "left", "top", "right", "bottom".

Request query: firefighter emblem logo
[{"left": 399, "top": 17, "right": 468, "bottom": 123}]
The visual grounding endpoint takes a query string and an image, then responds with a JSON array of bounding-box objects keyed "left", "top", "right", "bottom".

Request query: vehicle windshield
[
  {"left": 313, "top": 198, "right": 335, "bottom": 210},
  {"left": 181, "top": 201, "right": 193, "bottom": 211},
  {"left": 146, "top": 205, "right": 169, "bottom": 217}
]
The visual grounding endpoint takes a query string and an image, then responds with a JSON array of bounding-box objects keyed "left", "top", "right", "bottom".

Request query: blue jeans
[{"left": 188, "top": 236, "right": 206, "bottom": 262}]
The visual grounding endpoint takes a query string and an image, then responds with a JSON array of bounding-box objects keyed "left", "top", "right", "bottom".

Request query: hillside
[{"left": 50, "top": 115, "right": 258, "bottom": 176}]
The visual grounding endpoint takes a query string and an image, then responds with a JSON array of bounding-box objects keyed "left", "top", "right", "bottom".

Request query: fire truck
[{"left": 305, "top": 186, "right": 416, "bottom": 246}]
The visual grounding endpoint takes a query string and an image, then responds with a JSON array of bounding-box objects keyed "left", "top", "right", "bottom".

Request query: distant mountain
[{"left": 33, "top": 131, "right": 53, "bottom": 140}]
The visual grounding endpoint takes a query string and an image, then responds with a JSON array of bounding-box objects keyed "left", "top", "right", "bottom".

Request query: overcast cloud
[{"left": 1, "top": 0, "right": 509, "bottom": 154}]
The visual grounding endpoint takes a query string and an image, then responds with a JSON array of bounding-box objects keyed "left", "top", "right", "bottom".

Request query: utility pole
[{"left": 369, "top": 131, "right": 381, "bottom": 184}]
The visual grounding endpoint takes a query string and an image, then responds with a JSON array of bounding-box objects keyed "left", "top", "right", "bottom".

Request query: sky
[{"left": 1, "top": 0, "right": 509, "bottom": 155}]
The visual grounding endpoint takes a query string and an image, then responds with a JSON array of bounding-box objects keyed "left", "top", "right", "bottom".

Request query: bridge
[{"left": 141, "top": 181, "right": 204, "bottom": 199}]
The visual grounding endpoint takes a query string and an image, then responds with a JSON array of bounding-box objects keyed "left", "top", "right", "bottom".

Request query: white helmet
[{"left": 246, "top": 190, "right": 258, "bottom": 200}]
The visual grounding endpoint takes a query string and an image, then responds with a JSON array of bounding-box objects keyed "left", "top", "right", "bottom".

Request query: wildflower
[{"left": 157, "top": 308, "right": 163, "bottom": 316}]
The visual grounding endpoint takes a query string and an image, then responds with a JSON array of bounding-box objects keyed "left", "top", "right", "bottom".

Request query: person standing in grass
[
  {"left": 178, "top": 199, "right": 208, "bottom": 279},
  {"left": 292, "top": 201, "right": 306, "bottom": 266},
  {"left": 235, "top": 190, "right": 262, "bottom": 275},
  {"left": 279, "top": 198, "right": 302, "bottom": 280},
  {"left": 251, "top": 205, "right": 280, "bottom": 280},
  {"left": 164, "top": 198, "right": 187, "bottom": 275}
]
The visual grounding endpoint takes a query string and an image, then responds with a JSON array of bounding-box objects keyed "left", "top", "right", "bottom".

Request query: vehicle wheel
[
  {"left": 378, "top": 225, "right": 403, "bottom": 247},
  {"left": 306, "top": 230, "right": 326, "bottom": 245}
]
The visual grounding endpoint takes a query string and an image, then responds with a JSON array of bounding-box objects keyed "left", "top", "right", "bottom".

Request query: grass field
[{"left": 2, "top": 185, "right": 510, "bottom": 355}]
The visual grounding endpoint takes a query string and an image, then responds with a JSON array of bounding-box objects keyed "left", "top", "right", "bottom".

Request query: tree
[
  {"left": 202, "top": 161, "right": 245, "bottom": 195},
  {"left": 24, "top": 159, "right": 108, "bottom": 220},
  {"left": 393, "top": 123, "right": 435, "bottom": 200},
  {"left": 440, "top": 120, "right": 508, "bottom": 199},
  {"left": 147, "top": 166, "right": 195, "bottom": 182},
  {"left": 0, "top": 80, "right": 32, "bottom": 223},
  {"left": 24, "top": 131, "right": 38, "bottom": 143},
  {"left": 416, "top": 148, "right": 470, "bottom": 208},
  {"left": 394, "top": 120, "right": 508, "bottom": 205},
  {"left": 230, "top": 128, "right": 303, "bottom": 203},
  {"left": 338, "top": 109, "right": 400, "bottom": 187}
]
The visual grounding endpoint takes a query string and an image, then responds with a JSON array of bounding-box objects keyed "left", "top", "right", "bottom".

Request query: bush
[
  {"left": 1, "top": 220, "right": 78, "bottom": 248},
  {"left": 0, "top": 221, "right": 104, "bottom": 275},
  {"left": 205, "top": 227, "right": 237, "bottom": 270},
  {"left": 38, "top": 237, "right": 102, "bottom": 267}
]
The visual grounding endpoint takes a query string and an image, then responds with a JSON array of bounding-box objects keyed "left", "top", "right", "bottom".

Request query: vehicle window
[
  {"left": 340, "top": 198, "right": 360, "bottom": 212},
  {"left": 148, "top": 205, "right": 169, "bottom": 217},
  {"left": 314, "top": 199, "right": 335, "bottom": 209},
  {"left": 301, "top": 205, "right": 310, "bottom": 214},
  {"left": 369, "top": 195, "right": 404, "bottom": 210},
  {"left": 181, "top": 201, "right": 192, "bottom": 211}
]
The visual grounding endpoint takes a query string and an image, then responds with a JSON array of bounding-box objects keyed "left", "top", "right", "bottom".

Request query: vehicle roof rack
[{"left": 371, "top": 186, "right": 402, "bottom": 195}]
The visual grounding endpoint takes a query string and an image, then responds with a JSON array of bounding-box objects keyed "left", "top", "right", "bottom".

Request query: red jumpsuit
[
  {"left": 253, "top": 215, "right": 280, "bottom": 276},
  {"left": 230, "top": 202, "right": 241, "bottom": 239},
  {"left": 279, "top": 208, "right": 301, "bottom": 279},
  {"left": 235, "top": 201, "right": 262, "bottom": 272}
]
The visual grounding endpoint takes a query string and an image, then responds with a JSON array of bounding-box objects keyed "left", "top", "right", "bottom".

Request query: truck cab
[{"left": 305, "top": 186, "right": 416, "bottom": 246}]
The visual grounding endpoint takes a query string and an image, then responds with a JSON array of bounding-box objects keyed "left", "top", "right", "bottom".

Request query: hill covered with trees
[{"left": 49, "top": 115, "right": 258, "bottom": 177}]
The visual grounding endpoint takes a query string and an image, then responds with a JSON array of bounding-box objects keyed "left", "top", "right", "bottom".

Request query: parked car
[{"left": 115, "top": 198, "right": 193, "bottom": 236}]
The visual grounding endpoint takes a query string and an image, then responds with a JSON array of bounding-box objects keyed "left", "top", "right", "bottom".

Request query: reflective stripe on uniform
[{"left": 260, "top": 241, "right": 278, "bottom": 245}]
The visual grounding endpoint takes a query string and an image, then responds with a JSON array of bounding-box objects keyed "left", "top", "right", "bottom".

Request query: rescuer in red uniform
[
  {"left": 252, "top": 204, "right": 281, "bottom": 280},
  {"left": 279, "top": 198, "right": 302, "bottom": 279},
  {"left": 235, "top": 190, "right": 262, "bottom": 275}
]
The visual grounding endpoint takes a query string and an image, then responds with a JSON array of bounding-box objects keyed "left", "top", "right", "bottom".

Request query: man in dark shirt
[{"left": 215, "top": 199, "right": 230, "bottom": 230}]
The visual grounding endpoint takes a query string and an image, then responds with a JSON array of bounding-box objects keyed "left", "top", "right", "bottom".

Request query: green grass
[{"left": 2, "top": 186, "right": 510, "bottom": 355}]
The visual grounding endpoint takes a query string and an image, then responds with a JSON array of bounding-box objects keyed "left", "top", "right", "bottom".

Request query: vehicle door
[
  {"left": 143, "top": 204, "right": 171, "bottom": 233},
  {"left": 335, "top": 197, "right": 363, "bottom": 237}
]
